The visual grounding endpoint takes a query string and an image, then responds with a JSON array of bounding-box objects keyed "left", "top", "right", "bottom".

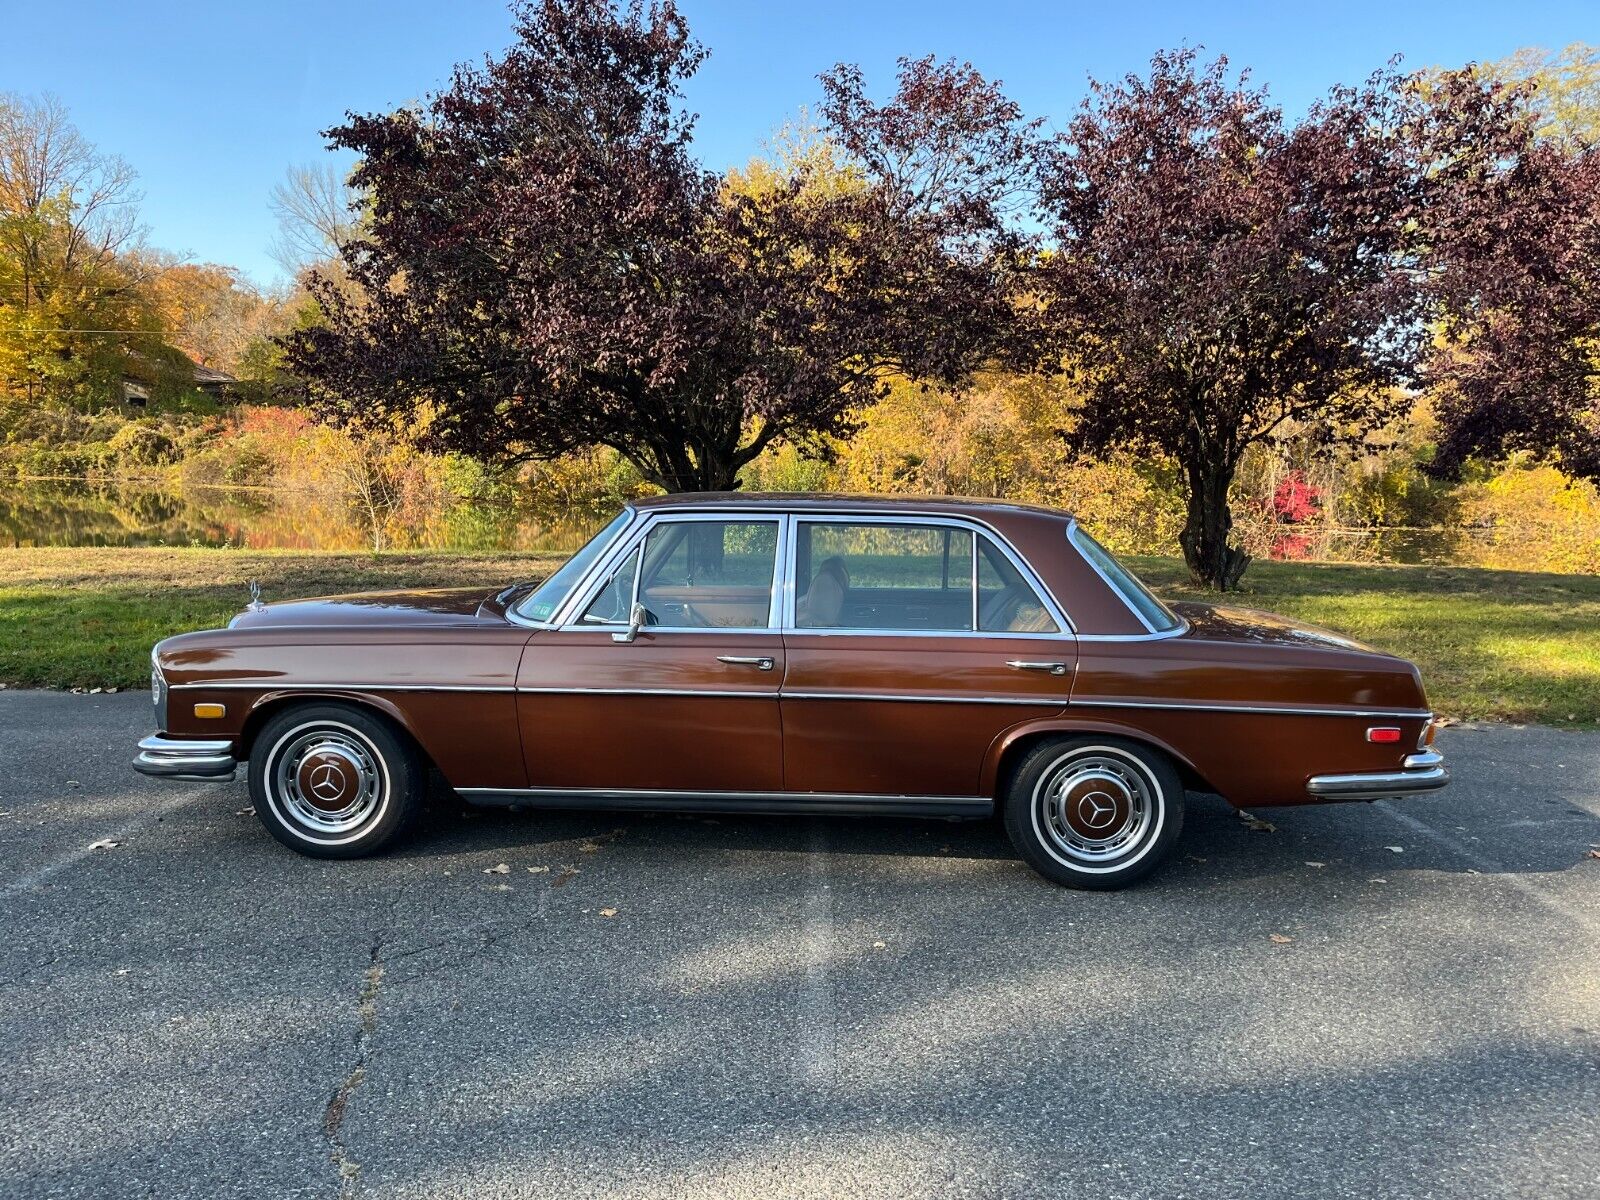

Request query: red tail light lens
[{"left": 1366, "top": 727, "right": 1402, "bottom": 744}]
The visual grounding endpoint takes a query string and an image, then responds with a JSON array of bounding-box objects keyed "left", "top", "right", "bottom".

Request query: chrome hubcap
[
  {"left": 1036, "top": 752, "right": 1156, "bottom": 864},
  {"left": 273, "top": 728, "right": 383, "bottom": 836}
]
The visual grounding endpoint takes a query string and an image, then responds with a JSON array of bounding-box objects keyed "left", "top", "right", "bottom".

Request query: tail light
[{"left": 1366, "top": 727, "right": 1402, "bottom": 744}]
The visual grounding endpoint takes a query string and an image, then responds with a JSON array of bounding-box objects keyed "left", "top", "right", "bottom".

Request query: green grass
[
  {"left": 1131, "top": 556, "right": 1600, "bottom": 727},
  {"left": 2, "top": 547, "right": 1596, "bottom": 726},
  {"left": 0, "top": 548, "right": 563, "bottom": 692}
]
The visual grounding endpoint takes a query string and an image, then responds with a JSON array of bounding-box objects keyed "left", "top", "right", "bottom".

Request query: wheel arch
[
  {"left": 237, "top": 690, "right": 433, "bottom": 769},
  {"left": 984, "top": 717, "right": 1217, "bottom": 800}
]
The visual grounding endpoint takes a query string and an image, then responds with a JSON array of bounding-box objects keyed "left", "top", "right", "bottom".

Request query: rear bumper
[
  {"left": 133, "top": 734, "right": 237, "bottom": 782},
  {"left": 1306, "top": 751, "right": 1449, "bottom": 801}
]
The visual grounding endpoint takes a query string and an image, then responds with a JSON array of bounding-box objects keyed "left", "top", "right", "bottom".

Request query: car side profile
[{"left": 135, "top": 494, "right": 1448, "bottom": 888}]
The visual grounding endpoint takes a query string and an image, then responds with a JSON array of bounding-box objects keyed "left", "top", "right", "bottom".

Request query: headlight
[{"left": 151, "top": 652, "right": 168, "bottom": 731}]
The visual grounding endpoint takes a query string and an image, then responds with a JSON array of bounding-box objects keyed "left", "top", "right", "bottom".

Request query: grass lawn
[{"left": 2, "top": 547, "right": 1596, "bottom": 726}]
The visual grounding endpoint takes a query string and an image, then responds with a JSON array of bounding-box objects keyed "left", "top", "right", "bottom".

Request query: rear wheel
[
  {"left": 1003, "top": 737, "right": 1184, "bottom": 889},
  {"left": 248, "top": 703, "right": 423, "bottom": 858}
]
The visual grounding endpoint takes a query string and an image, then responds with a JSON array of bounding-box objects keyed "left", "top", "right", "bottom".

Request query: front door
[
  {"left": 778, "top": 518, "right": 1075, "bottom": 798},
  {"left": 516, "top": 515, "right": 786, "bottom": 794}
]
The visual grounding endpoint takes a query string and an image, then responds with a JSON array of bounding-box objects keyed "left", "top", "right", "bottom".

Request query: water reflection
[
  {"left": 0, "top": 477, "right": 1557, "bottom": 568},
  {"left": 0, "top": 478, "right": 608, "bottom": 553}
]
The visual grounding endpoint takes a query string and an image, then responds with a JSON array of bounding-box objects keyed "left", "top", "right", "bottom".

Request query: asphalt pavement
[{"left": 2, "top": 689, "right": 1597, "bottom": 1199}]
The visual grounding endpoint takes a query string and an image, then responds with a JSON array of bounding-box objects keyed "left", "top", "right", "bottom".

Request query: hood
[
  {"left": 227, "top": 586, "right": 507, "bottom": 630},
  {"left": 1171, "top": 601, "right": 1381, "bottom": 655}
]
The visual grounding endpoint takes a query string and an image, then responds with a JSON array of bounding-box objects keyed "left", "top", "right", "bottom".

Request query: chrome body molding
[
  {"left": 517, "top": 685, "right": 775, "bottom": 700},
  {"left": 168, "top": 681, "right": 518, "bottom": 693},
  {"left": 133, "top": 734, "right": 237, "bottom": 782},
  {"left": 457, "top": 785, "right": 992, "bottom": 818},
  {"left": 1068, "top": 697, "right": 1434, "bottom": 720},
  {"left": 164, "top": 679, "right": 1423, "bottom": 720},
  {"left": 780, "top": 690, "right": 1064, "bottom": 706},
  {"left": 1305, "top": 763, "right": 1450, "bottom": 800}
]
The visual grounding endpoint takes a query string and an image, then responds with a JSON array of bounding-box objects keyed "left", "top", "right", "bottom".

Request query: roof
[{"left": 628, "top": 491, "right": 1074, "bottom": 520}]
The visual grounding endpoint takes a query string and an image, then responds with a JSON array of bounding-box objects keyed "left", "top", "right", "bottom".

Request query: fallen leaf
[
  {"left": 872, "top": 940, "right": 887, "bottom": 950},
  {"left": 1385, "top": 846, "right": 1404, "bottom": 854},
  {"left": 87, "top": 838, "right": 120, "bottom": 851},
  {"left": 491, "top": 883, "right": 512, "bottom": 892},
  {"left": 527, "top": 865, "right": 550, "bottom": 874},
  {"left": 1370, "top": 877, "right": 1388, "bottom": 884},
  {"left": 234, "top": 808, "right": 253, "bottom": 817},
  {"left": 1305, "top": 861, "right": 1326, "bottom": 868},
  {"left": 484, "top": 863, "right": 511, "bottom": 875},
  {"left": 1270, "top": 933, "right": 1294, "bottom": 944},
  {"left": 599, "top": 907, "right": 618, "bottom": 918},
  {"left": 1586, "top": 849, "right": 1600, "bottom": 861},
  {"left": 579, "top": 841, "right": 601, "bottom": 853},
  {"left": 552, "top": 866, "right": 580, "bottom": 887},
  {"left": 1238, "top": 811, "right": 1276, "bottom": 833}
]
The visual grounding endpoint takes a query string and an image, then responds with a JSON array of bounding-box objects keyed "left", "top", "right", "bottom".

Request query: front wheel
[
  {"left": 1003, "top": 737, "right": 1185, "bottom": 890},
  {"left": 248, "top": 703, "right": 424, "bottom": 858}
]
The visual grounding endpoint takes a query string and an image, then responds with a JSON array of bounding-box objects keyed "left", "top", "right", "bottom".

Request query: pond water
[
  {"left": 0, "top": 476, "right": 1536, "bottom": 567},
  {"left": 0, "top": 478, "right": 609, "bottom": 554}
]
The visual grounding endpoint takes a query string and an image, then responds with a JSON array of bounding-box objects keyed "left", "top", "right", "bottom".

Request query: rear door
[
  {"left": 778, "top": 516, "right": 1075, "bottom": 799},
  {"left": 516, "top": 513, "right": 787, "bottom": 794}
]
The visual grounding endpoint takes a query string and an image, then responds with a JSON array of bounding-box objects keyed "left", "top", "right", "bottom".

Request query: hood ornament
[{"left": 247, "top": 579, "right": 265, "bottom": 612}]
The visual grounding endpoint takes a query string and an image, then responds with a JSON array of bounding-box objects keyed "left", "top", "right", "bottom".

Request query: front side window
[
  {"left": 795, "top": 522, "right": 977, "bottom": 631},
  {"left": 581, "top": 518, "right": 780, "bottom": 629},
  {"left": 517, "top": 508, "right": 632, "bottom": 624},
  {"left": 1068, "top": 523, "right": 1181, "bottom": 633}
]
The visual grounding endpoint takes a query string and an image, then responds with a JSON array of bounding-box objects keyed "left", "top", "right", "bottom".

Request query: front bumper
[
  {"left": 133, "top": 734, "right": 237, "bottom": 782},
  {"left": 1306, "top": 750, "right": 1449, "bottom": 801}
]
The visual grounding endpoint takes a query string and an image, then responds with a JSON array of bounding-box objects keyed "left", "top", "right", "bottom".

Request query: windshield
[
  {"left": 1068, "top": 523, "right": 1182, "bottom": 634},
  {"left": 514, "top": 509, "right": 633, "bottom": 624}
]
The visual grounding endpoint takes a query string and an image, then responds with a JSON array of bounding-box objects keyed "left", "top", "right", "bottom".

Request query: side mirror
[{"left": 612, "top": 601, "right": 649, "bottom": 643}]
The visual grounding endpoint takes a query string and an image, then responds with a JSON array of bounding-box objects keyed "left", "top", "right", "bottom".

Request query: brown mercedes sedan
[{"left": 135, "top": 494, "right": 1447, "bottom": 888}]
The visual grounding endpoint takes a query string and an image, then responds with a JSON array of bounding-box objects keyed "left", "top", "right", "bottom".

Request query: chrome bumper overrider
[
  {"left": 1306, "top": 750, "right": 1449, "bottom": 800},
  {"left": 133, "top": 734, "right": 237, "bottom": 782}
]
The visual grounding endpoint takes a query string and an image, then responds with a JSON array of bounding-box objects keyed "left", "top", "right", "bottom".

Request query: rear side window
[
  {"left": 793, "top": 521, "right": 1060, "bottom": 634},
  {"left": 1068, "top": 523, "right": 1181, "bottom": 633},
  {"left": 796, "top": 522, "right": 975, "bottom": 630}
]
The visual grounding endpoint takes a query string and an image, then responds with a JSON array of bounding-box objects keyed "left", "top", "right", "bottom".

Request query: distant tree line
[
  {"left": 2, "top": 0, "right": 1595, "bottom": 589},
  {"left": 281, "top": 1, "right": 1598, "bottom": 588}
]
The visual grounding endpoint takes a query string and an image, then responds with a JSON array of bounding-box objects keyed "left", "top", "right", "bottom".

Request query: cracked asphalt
[{"left": 2, "top": 689, "right": 1598, "bottom": 1199}]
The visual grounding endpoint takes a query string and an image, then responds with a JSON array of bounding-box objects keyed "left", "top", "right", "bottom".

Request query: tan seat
[{"left": 796, "top": 557, "right": 849, "bottom": 627}]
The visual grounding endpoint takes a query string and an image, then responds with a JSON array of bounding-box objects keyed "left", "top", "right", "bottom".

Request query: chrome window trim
[
  {"left": 506, "top": 506, "right": 640, "bottom": 629},
  {"left": 1064, "top": 518, "right": 1185, "bottom": 638},
  {"left": 553, "top": 511, "right": 790, "bottom": 633},
  {"left": 780, "top": 512, "right": 1074, "bottom": 637}
]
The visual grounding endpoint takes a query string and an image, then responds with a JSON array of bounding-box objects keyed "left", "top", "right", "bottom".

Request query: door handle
[
  {"left": 1007, "top": 660, "right": 1069, "bottom": 676},
  {"left": 717, "top": 655, "right": 775, "bottom": 671}
]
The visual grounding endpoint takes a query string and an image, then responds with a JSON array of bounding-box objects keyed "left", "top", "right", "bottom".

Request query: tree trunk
[{"left": 1178, "top": 454, "right": 1251, "bottom": 591}]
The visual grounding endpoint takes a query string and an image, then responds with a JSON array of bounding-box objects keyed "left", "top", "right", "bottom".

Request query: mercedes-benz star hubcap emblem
[
  {"left": 309, "top": 762, "right": 348, "bottom": 802},
  {"left": 1076, "top": 790, "right": 1117, "bottom": 830}
]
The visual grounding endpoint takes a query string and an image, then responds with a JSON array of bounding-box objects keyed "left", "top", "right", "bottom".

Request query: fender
[{"left": 982, "top": 713, "right": 1216, "bottom": 798}]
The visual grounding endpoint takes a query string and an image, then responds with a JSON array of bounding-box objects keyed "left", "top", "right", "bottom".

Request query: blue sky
[{"left": 5, "top": 0, "right": 1593, "bottom": 286}]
